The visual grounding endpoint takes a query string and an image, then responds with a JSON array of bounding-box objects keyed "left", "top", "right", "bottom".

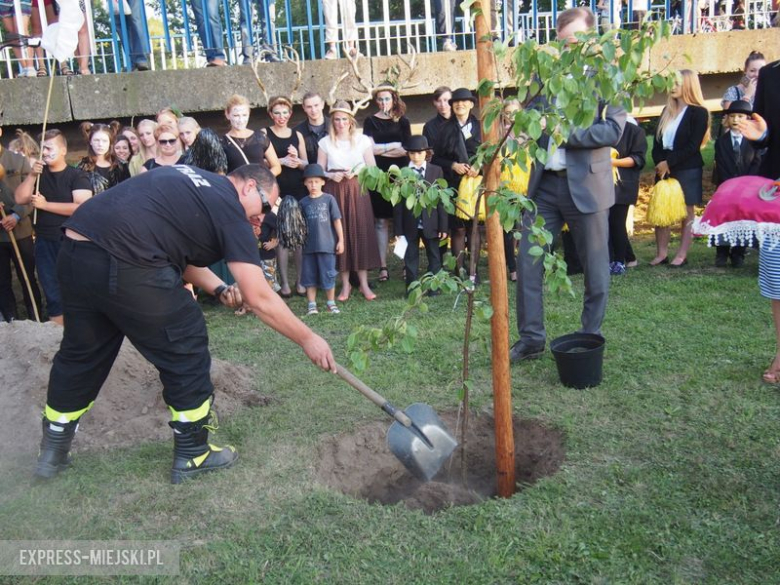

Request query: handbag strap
[{"left": 226, "top": 134, "right": 251, "bottom": 165}]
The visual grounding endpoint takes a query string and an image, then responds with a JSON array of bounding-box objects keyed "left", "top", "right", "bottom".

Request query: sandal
[
  {"left": 36, "top": 66, "right": 48, "bottom": 77},
  {"left": 378, "top": 267, "right": 389, "bottom": 282},
  {"left": 59, "top": 63, "right": 74, "bottom": 76}
]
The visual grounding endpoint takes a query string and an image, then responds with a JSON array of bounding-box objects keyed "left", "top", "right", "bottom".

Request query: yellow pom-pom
[
  {"left": 456, "top": 175, "right": 486, "bottom": 221},
  {"left": 611, "top": 148, "right": 619, "bottom": 185},
  {"left": 646, "top": 178, "right": 687, "bottom": 227},
  {"left": 500, "top": 155, "right": 532, "bottom": 195}
]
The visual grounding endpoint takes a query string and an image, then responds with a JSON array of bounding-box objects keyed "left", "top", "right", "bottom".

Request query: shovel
[{"left": 336, "top": 364, "right": 458, "bottom": 481}]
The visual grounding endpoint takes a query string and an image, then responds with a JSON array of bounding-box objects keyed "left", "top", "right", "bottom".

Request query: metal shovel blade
[{"left": 386, "top": 403, "right": 458, "bottom": 481}]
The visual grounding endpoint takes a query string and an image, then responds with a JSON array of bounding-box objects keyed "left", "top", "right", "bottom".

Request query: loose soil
[
  {"left": 0, "top": 321, "right": 269, "bottom": 466},
  {"left": 316, "top": 412, "right": 565, "bottom": 514}
]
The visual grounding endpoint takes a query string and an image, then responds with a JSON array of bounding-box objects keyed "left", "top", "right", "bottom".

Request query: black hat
[
  {"left": 449, "top": 88, "right": 477, "bottom": 104},
  {"left": 303, "top": 163, "right": 327, "bottom": 180},
  {"left": 724, "top": 100, "right": 752, "bottom": 115},
  {"left": 404, "top": 135, "right": 431, "bottom": 152}
]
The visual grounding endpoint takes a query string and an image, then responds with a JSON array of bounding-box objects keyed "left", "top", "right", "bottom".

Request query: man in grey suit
[{"left": 511, "top": 7, "right": 627, "bottom": 362}]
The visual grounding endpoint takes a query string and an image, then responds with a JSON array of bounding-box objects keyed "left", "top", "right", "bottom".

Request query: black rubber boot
[
  {"left": 35, "top": 418, "right": 79, "bottom": 479},
  {"left": 170, "top": 417, "right": 238, "bottom": 484}
]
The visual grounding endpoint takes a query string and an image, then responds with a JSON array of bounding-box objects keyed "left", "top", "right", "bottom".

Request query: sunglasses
[{"left": 158, "top": 138, "right": 177, "bottom": 145}]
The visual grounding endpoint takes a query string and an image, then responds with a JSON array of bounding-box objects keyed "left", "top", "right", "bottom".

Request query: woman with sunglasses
[
  {"left": 77, "top": 122, "right": 130, "bottom": 194},
  {"left": 139, "top": 124, "right": 183, "bottom": 172},
  {"left": 264, "top": 96, "right": 308, "bottom": 298},
  {"left": 362, "top": 85, "right": 411, "bottom": 283}
]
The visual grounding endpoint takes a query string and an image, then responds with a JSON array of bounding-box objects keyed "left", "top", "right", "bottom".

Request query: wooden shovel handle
[{"left": 335, "top": 364, "right": 412, "bottom": 427}]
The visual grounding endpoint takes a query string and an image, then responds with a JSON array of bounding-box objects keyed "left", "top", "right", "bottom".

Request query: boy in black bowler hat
[
  {"left": 393, "top": 135, "right": 448, "bottom": 295},
  {"left": 713, "top": 100, "right": 762, "bottom": 267}
]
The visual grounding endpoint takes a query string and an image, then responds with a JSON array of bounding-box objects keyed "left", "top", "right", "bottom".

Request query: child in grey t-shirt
[{"left": 299, "top": 164, "right": 344, "bottom": 315}]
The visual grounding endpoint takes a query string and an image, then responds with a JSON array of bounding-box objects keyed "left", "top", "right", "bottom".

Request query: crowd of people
[
  {"left": 2, "top": 5, "right": 775, "bottom": 485},
  {"left": 0, "top": 49, "right": 774, "bottom": 326}
]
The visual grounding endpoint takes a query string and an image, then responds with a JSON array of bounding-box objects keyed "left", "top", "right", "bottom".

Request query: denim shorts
[
  {"left": 0, "top": 0, "right": 32, "bottom": 17},
  {"left": 300, "top": 253, "right": 337, "bottom": 291},
  {"left": 36, "top": 237, "right": 63, "bottom": 317}
]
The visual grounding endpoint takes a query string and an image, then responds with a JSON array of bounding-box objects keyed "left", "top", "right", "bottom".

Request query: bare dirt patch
[
  {"left": 0, "top": 321, "right": 269, "bottom": 465},
  {"left": 316, "top": 412, "right": 565, "bottom": 514}
]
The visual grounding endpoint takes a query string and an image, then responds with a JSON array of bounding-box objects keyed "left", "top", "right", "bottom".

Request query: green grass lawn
[{"left": 1, "top": 235, "right": 778, "bottom": 584}]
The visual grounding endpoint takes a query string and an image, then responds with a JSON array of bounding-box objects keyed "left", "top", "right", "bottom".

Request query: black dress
[
  {"left": 362, "top": 115, "right": 411, "bottom": 219},
  {"left": 221, "top": 132, "right": 271, "bottom": 173},
  {"left": 265, "top": 127, "right": 306, "bottom": 199},
  {"left": 78, "top": 159, "right": 130, "bottom": 195}
]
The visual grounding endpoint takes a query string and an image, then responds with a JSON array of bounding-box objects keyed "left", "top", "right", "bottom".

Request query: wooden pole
[
  {"left": 33, "top": 59, "right": 57, "bottom": 226},
  {"left": 475, "top": 0, "right": 515, "bottom": 498},
  {"left": 0, "top": 203, "right": 41, "bottom": 322}
]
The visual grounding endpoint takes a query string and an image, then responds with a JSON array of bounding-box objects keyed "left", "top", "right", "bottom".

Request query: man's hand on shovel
[
  {"left": 303, "top": 334, "right": 337, "bottom": 373},
  {"left": 217, "top": 284, "right": 243, "bottom": 308}
]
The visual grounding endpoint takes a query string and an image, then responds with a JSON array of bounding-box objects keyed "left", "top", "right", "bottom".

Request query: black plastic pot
[{"left": 550, "top": 333, "right": 606, "bottom": 389}]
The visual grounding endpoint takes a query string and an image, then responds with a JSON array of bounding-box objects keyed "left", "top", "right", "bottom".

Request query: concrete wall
[{"left": 0, "top": 28, "right": 776, "bottom": 126}]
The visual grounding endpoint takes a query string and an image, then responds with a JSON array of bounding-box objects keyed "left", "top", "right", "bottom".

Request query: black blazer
[
  {"left": 424, "top": 115, "right": 474, "bottom": 190},
  {"left": 713, "top": 132, "right": 761, "bottom": 185},
  {"left": 394, "top": 164, "right": 448, "bottom": 240},
  {"left": 614, "top": 122, "right": 647, "bottom": 206},
  {"left": 752, "top": 60, "right": 780, "bottom": 178},
  {"left": 652, "top": 105, "right": 709, "bottom": 171}
]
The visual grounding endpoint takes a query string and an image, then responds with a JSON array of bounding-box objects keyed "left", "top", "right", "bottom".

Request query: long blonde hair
[
  {"left": 136, "top": 119, "right": 159, "bottom": 161},
  {"left": 656, "top": 69, "right": 711, "bottom": 147}
]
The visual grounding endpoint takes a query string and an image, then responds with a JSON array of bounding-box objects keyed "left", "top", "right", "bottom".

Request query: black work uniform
[{"left": 47, "top": 165, "right": 263, "bottom": 415}]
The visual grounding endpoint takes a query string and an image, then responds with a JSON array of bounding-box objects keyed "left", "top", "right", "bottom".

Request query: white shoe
[
  {"left": 442, "top": 39, "right": 457, "bottom": 52},
  {"left": 324, "top": 48, "right": 338, "bottom": 60},
  {"left": 20, "top": 67, "right": 37, "bottom": 77}
]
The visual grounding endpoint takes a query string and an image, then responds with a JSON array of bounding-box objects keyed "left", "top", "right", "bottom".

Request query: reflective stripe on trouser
[
  {"left": 44, "top": 401, "right": 95, "bottom": 424},
  {"left": 169, "top": 398, "right": 211, "bottom": 423}
]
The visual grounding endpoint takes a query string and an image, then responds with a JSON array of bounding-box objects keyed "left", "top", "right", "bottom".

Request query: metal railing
[{"left": 0, "top": 0, "right": 776, "bottom": 77}]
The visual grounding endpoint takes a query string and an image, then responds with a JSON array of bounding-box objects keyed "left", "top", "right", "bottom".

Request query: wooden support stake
[{"left": 475, "top": 0, "right": 515, "bottom": 498}]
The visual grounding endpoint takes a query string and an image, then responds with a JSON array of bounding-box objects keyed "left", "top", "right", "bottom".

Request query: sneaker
[
  {"left": 609, "top": 261, "right": 626, "bottom": 276},
  {"left": 20, "top": 67, "right": 38, "bottom": 78},
  {"left": 327, "top": 303, "right": 340, "bottom": 314},
  {"left": 324, "top": 48, "right": 338, "bottom": 60},
  {"left": 442, "top": 39, "right": 457, "bottom": 52},
  {"left": 306, "top": 304, "right": 318, "bottom": 315}
]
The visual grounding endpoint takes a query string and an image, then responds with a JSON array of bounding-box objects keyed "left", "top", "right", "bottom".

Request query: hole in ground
[{"left": 316, "top": 412, "right": 565, "bottom": 514}]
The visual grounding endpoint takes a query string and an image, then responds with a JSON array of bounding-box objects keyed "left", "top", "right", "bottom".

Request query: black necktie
[
  {"left": 413, "top": 167, "right": 424, "bottom": 175},
  {"left": 733, "top": 137, "right": 742, "bottom": 174}
]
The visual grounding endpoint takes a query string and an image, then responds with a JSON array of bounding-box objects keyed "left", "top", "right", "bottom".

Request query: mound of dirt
[
  {"left": 316, "top": 412, "right": 565, "bottom": 514},
  {"left": 0, "top": 321, "right": 269, "bottom": 464}
]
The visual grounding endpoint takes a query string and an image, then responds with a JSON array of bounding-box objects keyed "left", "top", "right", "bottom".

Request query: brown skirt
[{"left": 327, "top": 177, "right": 380, "bottom": 272}]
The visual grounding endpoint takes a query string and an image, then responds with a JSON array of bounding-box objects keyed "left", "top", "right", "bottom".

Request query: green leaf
[
  {"left": 477, "top": 78, "right": 495, "bottom": 97},
  {"left": 528, "top": 119, "right": 542, "bottom": 141}
]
